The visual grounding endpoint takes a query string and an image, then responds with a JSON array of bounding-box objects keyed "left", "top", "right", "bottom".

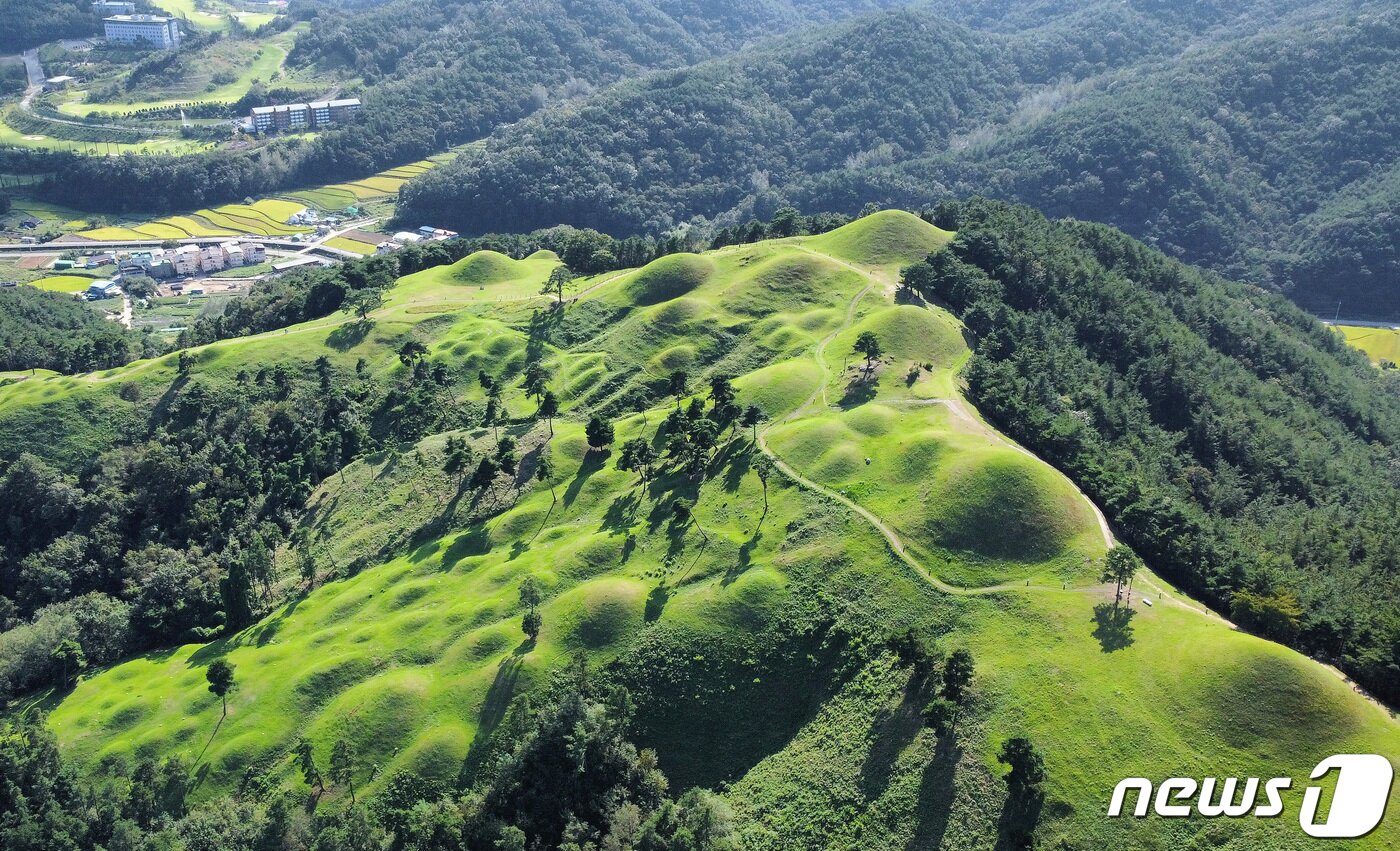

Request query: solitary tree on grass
[
  {"left": 998, "top": 737, "right": 1046, "bottom": 789},
  {"left": 618, "top": 437, "right": 659, "bottom": 486},
  {"left": 942, "top": 648, "right": 975, "bottom": 704},
  {"left": 535, "top": 451, "right": 556, "bottom": 503},
  {"left": 443, "top": 436, "right": 473, "bottom": 486},
  {"left": 397, "top": 340, "right": 429, "bottom": 368},
  {"left": 294, "top": 738, "right": 325, "bottom": 799},
  {"left": 1101, "top": 545, "right": 1141, "bottom": 606},
  {"left": 667, "top": 370, "right": 689, "bottom": 409},
  {"left": 330, "top": 738, "right": 356, "bottom": 804},
  {"left": 495, "top": 436, "right": 518, "bottom": 475},
  {"left": 585, "top": 415, "right": 614, "bottom": 450},
  {"left": 541, "top": 266, "right": 573, "bottom": 304},
  {"left": 754, "top": 454, "right": 776, "bottom": 516},
  {"left": 854, "top": 331, "right": 883, "bottom": 377},
  {"left": 470, "top": 456, "right": 499, "bottom": 491},
  {"left": 709, "top": 374, "right": 735, "bottom": 409},
  {"left": 741, "top": 405, "right": 764, "bottom": 442},
  {"left": 520, "top": 576, "right": 543, "bottom": 642},
  {"left": 537, "top": 390, "right": 559, "bottom": 435},
  {"left": 206, "top": 659, "right": 235, "bottom": 718},
  {"left": 522, "top": 609, "right": 542, "bottom": 643},
  {"left": 343, "top": 287, "right": 384, "bottom": 322},
  {"left": 523, "top": 363, "right": 549, "bottom": 401}
]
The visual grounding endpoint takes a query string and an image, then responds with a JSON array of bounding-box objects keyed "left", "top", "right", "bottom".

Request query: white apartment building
[
  {"left": 173, "top": 245, "right": 201, "bottom": 276},
  {"left": 103, "top": 15, "right": 182, "bottom": 49}
]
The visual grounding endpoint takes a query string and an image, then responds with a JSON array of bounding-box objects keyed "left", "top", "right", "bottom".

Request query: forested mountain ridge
[
  {"left": 20, "top": 0, "right": 913, "bottom": 214},
  {"left": 399, "top": 0, "right": 1400, "bottom": 318},
  {"left": 0, "top": 0, "right": 98, "bottom": 53},
  {"left": 909, "top": 197, "right": 1400, "bottom": 703}
]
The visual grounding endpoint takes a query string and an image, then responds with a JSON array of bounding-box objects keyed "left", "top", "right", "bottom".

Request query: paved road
[{"left": 21, "top": 49, "right": 43, "bottom": 91}]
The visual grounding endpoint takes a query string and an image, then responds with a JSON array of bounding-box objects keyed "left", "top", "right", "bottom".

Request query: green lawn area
[
  {"left": 56, "top": 29, "right": 299, "bottom": 118},
  {"left": 0, "top": 108, "right": 214, "bottom": 155},
  {"left": 212, "top": 262, "right": 274, "bottom": 278},
  {"left": 13, "top": 211, "right": 1400, "bottom": 849},
  {"left": 150, "top": 0, "right": 278, "bottom": 32}
]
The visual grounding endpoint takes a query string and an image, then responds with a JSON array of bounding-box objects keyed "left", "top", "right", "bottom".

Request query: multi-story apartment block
[
  {"left": 250, "top": 99, "right": 361, "bottom": 134},
  {"left": 103, "top": 15, "right": 182, "bottom": 49}
]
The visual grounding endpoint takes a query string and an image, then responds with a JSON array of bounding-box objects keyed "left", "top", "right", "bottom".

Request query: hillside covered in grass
[
  {"left": 2, "top": 210, "right": 1398, "bottom": 850},
  {"left": 905, "top": 198, "right": 1400, "bottom": 705}
]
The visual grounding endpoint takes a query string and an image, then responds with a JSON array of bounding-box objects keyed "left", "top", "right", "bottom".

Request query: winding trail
[{"left": 751, "top": 253, "right": 1211, "bottom": 610}]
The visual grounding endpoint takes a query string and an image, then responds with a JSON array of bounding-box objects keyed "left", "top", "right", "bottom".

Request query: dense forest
[
  {"left": 0, "top": 287, "right": 151, "bottom": 373},
  {"left": 0, "top": 0, "right": 97, "bottom": 53},
  {"left": 24, "top": 0, "right": 906, "bottom": 213},
  {"left": 902, "top": 198, "right": 1400, "bottom": 702},
  {"left": 399, "top": 2, "right": 1400, "bottom": 318}
]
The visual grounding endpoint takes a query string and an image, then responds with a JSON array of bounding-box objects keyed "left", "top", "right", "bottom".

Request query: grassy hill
[{"left": 5, "top": 211, "right": 1399, "bottom": 848}]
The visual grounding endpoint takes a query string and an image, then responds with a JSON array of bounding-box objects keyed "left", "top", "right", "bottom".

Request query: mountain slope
[
  {"left": 6, "top": 211, "right": 1399, "bottom": 849},
  {"left": 398, "top": 1, "right": 1400, "bottom": 318},
  {"left": 25, "top": 0, "right": 915, "bottom": 214}
]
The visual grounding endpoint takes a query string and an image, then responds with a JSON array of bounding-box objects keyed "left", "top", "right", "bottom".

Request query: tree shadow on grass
[
  {"left": 839, "top": 374, "right": 879, "bottom": 409},
  {"left": 718, "top": 441, "right": 752, "bottom": 493},
  {"left": 1091, "top": 603, "right": 1136, "bottom": 652},
  {"left": 325, "top": 319, "right": 374, "bottom": 352},
  {"left": 563, "top": 448, "right": 608, "bottom": 507},
  {"left": 722, "top": 532, "right": 761, "bottom": 586},
  {"left": 440, "top": 525, "right": 492, "bottom": 570},
  {"left": 601, "top": 489, "right": 642, "bottom": 534},
  {"left": 858, "top": 692, "right": 925, "bottom": 802},
  {"left": 904, "top": 733, "right": 964, "bottom": 851},
  {"left": 994, "top": 784, "right": 1045, "bottom": 851},
  {"left": 457, "top": 657, "right": 525, "bottom": 787},
  {"left": 644, "top": 584, "right": 670, "bottom": 622}
]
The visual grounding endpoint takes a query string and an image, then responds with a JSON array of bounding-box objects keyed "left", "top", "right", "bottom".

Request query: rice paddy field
[
  {"left": 77, "top": 199, "right": 313, "bottom": 241},
  {"left": 323, "top": 236, "right": 378, "bottom": 255},
  {"left": 7, "top": 212, "right": 1398, "bottom": 849},
  {"left": 286, "top": 159, "right": 440, "bottom": 211},
  {"left": 1336, "top": 324, "right": 1400, "bottom": 365},
  {"left": 29, "top": 274, "right": 100, "bottom": 293},
  {"left": 64, "top": 157, "right": 449, "bottom": 246}
]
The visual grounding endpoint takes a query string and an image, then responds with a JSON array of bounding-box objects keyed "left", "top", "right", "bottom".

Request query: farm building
[{"left": 85, "top": 279, "right": 122, "bottom": 300}]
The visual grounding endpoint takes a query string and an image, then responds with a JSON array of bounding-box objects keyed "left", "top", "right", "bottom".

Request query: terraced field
[
  {"left": 77, "top": 199, "right": 311, "bottom": 241},
  {"left": 8, "top": 212, "right": 1398, "bottom": 849},
  {"left": 285, "top": 159, "right": 439, "bottom": 210}
]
